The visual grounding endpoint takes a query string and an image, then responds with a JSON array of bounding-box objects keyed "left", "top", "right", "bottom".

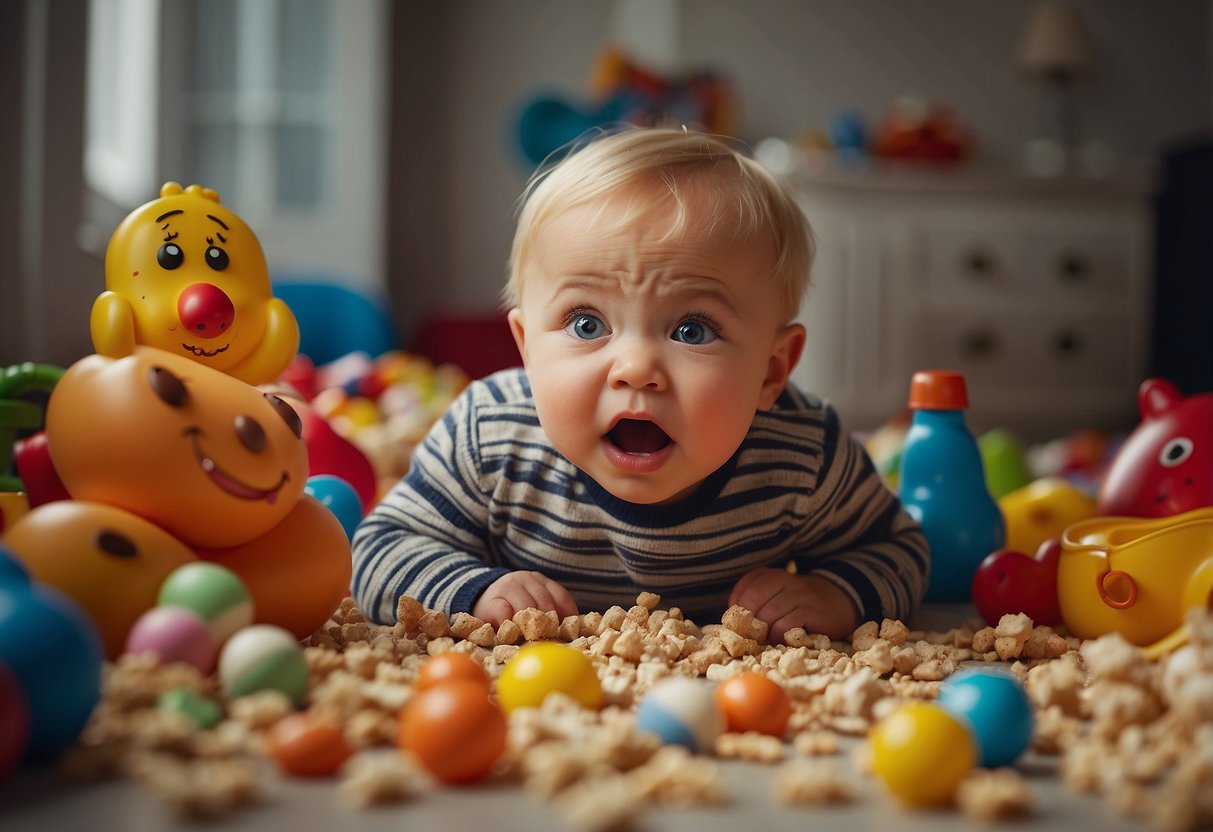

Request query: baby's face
[{"left": 509, "top": 188, "right": 803, "bottom": 505}]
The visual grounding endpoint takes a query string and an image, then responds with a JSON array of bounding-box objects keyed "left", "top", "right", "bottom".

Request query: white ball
[{"left": 634, "top": 676, "right": 723, "bottom": 753}]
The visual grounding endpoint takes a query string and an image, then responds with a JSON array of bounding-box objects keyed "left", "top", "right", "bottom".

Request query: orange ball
[
  {"left": 417, "top": 652, "right": 490, "bottom": 692},
  {"left": 266, "top": 713, "right": 353, "bottom": 777},
  {"left": 714, "top": 672, "right": 792, "bottom": 737},
  {"left": 400, "top": 679, "right": 506, "bottom": 784}
]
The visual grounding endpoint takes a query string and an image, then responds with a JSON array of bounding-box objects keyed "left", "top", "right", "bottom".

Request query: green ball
[
  {"left": 158, "top": 562, "right": 253, "bottom": 646},
  {"left": 218, "top": 625, "right": 309, "bottom": 706}
]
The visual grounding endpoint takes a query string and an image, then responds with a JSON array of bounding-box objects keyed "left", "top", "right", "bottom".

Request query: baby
[{"left": 352, "top": 127, "right": 928, "bottom": 641}]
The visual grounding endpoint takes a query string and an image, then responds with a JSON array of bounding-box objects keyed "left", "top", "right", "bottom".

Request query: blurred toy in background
[
  {"left": 872, "top": 96, "right": 974, "bottom": 163},
  {"left": 91, "top": 182, "right": 300, "bottom": 386},
  {"left": 998, "top": 477, "right": 1096, "bottom": 557},
  {"left": 898, "top": 370, "right": 1005, "bottom": 602},
  {"left": 0, "top": 362, "right": 63, "bottom": 497},
  {"left": 1097, "top": 378, "right": 1213, "bottom": 518},
  {"left": 2, "top": 347, "right": 351, "bottom": 641},
  {"left": 972, "top": 539, "right": 1064, "bottom": 628},
  {"left": 978, "top": 429, "right": 1032, "bottom": 499},
  {"left": 827, "top": 109, "right": 869, "bottom": 164},
  {"left": 1059, "top": 505, "right": 1213, "bottom": 658},
  {"left": 516, "top": 46, "right": 736, "bottom": 167},
  {"left": 0, "top": 545, "right": 103, "bottom": 766}
]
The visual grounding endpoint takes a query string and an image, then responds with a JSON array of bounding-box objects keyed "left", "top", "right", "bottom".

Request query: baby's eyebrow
[{"left": 155, "top": 209, "right": 184, "bottom": 223}]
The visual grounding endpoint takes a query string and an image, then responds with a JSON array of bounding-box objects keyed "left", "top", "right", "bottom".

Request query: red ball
[
  {"left": 400, "top": 679, "right": 506, "bottom": 784},
  {"left": 266, "top": 713, "right": 353, "bottom": 777},
  {"left": 714, "top": 672, "right": 792, "bottom": 737}
]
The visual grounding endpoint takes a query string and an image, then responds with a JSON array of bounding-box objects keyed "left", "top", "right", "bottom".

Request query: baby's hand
[
  {"left": 728, "top": 567, "right": 859, "bottom": 643},
  {"left": 472, "top": 571, "right": 578, "bottom": 628}
]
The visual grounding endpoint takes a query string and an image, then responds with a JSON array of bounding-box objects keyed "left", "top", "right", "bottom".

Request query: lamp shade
[{"left": 1019, "top": 2, "right": 1093, "bottom": 77}]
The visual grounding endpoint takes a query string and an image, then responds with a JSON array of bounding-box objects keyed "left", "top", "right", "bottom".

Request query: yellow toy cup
[{"left": 1059, "top": 505, "right": 1213, "bottom": 658}]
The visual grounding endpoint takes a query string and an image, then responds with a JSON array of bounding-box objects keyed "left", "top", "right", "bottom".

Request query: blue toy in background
[
  {"left": 304, "top": 474, "right": 363, "bottom": 541},
  {"left": 273, "top": 279, "right": 398, "bottom": 367},
  {"left": 0, "top": 545, "right": 104, "bottom": 765},
  {"left": 937, "top": 669, "right": 1034, "bottom": 767},
  {"left": 898, "top": 370, "right": 1006, "bottom": 602}
]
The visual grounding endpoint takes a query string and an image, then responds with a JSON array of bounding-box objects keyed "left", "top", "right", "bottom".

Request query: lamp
[{"left": 1018, "top": 2, "right": 1094, "bottom": 175}]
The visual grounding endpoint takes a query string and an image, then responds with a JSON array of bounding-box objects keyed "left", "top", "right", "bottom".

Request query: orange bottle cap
[{"left": 908, "top": 370, "right": 969, "bottom": 410}]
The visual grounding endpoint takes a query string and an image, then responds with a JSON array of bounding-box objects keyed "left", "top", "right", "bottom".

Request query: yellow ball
[
  {"left": 495, "top": 642, "right": 602, "bottom": 713},
  {"left": 870, "top": 702, "right": 976, "bottom": 807}
]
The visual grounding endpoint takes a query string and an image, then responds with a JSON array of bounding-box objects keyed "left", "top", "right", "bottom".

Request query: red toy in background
[
  {"left": 872, "top": 97, "right": 974, "bottom": 163},
  {"left": 1097, "top": 378, "right": 1213, "bottom": 517}
]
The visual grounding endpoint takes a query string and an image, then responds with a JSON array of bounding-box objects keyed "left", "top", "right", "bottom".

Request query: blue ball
[
  {"left": 937, "top": 669, "right": 1033, "bottom": 767},
  {"left": 634, "top": 677, "right": 723, "bottom": 754},
  {"left": 0, "top": 549, "right": 104, "bottom": 762},
  {"left": 305, "top": 474, "right": 364, "bottom": 541}
]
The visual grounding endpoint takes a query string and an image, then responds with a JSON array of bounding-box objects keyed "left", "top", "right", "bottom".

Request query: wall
[{"left": 386, "top": 0, "right": 1212, "bottom": 324}]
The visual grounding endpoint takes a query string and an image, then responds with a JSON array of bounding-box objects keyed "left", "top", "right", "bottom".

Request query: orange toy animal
[
  {"left": 91, "top": 183, "right": 299, "bottom": 386},
  {"left": 25, "top": 347, "right": 350, "bottom": 640}
]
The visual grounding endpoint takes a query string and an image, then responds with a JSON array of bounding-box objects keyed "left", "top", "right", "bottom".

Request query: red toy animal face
[
  {"left": 1098, "top": 378, "right": 1213, "bottom": 517},
  {"left": 45, "top": 347, "right": 308, "bottom": 548}
]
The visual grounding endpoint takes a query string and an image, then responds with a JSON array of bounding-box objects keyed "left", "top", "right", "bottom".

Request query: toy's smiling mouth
[
  {"left": 185, "top": 427, "right": 287, "bottom": 503},
  {"left": 606, "top": 418, "right": 672, "bottom": 455},
  {"left": 182, "top": 342, "right": 231, "bottom": 358}
]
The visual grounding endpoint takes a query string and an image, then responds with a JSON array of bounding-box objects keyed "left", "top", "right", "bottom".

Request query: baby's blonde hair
[{"left": 505, "top": 127, "right": 814, "bottom": 322}]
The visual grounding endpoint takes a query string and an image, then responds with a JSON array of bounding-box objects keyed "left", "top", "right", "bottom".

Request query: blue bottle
[{"left": 898, "top": 370, "right": 1006, "bottom": 602}]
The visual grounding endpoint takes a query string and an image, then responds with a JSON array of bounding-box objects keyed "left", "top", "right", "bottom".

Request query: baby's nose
[
  {"left": 608, "top": 340, "right": 668, "bottom": 390},
  {"left": 178, "top": 283, "right": 235, "bottom": 339}
]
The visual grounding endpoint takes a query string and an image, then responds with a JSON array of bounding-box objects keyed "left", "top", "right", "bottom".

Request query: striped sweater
[{"left": 351, "top": 368, "right": 929, "bottom": 626}]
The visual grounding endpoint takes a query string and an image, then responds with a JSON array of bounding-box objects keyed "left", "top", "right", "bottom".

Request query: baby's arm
[{"left": 351, "top": 388, "right": 512, "bottom": 623}]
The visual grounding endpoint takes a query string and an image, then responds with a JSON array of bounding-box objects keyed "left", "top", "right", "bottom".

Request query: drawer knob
[
  {"left": 962, "top": 248, "right": 997, "bottom": 279},
  {"left": 1058, "top": 252, "right": 1090, "bottom": 283},
  {"left": 961, "top": 328, "right": 999, "bottom": 359},
  {"left": 1052, "top": 329, "right": 1084, "bottom": 358}
]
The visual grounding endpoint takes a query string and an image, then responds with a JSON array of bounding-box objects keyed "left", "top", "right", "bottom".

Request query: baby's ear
[
  {"left": 758, "top": 324, "right": 805, "bottom": 410},
  {"left": 507, "top": 308, "right": 528, "bottom": 364}
]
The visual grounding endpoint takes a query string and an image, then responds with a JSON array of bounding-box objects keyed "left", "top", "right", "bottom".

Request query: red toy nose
[{"left": 178, "top": 283, "right": 235, "bottom": 339}]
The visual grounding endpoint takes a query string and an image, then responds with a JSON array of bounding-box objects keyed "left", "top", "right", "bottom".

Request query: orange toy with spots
[
  {"left": 91, "top": 183, "right": 299, "bottom": 386},
  {"left": 32, "top": 347, "right": 350, "bottom": 639}
]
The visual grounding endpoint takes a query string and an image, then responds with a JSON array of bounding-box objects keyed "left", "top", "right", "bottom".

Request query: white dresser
[{"left": 785, "top": 163, "right": 1155, "bottom": 441}]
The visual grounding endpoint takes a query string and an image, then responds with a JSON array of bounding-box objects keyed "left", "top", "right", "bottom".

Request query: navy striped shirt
[{"left": 352, "top": 368, "right": 928, "bottom": 626}]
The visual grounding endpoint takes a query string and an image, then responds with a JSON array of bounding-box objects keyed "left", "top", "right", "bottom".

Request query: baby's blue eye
[
  {"left": 672, "top": 319, "right": 717, "bottom": 345},
  {"left": 566, "top": 314, "right": 607, "bottom": 340}
]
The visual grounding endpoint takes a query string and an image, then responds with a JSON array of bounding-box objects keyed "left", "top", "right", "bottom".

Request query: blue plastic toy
[
  {"left": 898, "top": 370, "right": 1006, "bottom": 601},
  {"left": 304, "top": 474, "right": 364, "bottom": 541},
  {"left": 634, "top": 676, "right": 723, "bottom": 754},
  {"left": 936, "top": 668, "right": 1034, "bottom": 767},
  {"left": 0, "top": 545, "right": 104, "bottom": 762}
]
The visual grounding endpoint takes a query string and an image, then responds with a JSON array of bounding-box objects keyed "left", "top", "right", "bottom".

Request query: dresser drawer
[{"left": 898, "top": 308, "right": 1131, "bottom": 391}]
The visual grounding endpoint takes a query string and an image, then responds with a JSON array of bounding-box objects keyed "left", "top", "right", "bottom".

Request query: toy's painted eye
[
  {"left": 1159, "top": 437, "right": 1194, "bottom": 468},
  {"left": 206, "top": 246, "right": 229, "bottom": 271},
  {"left": 93, "top": 529, "right": 137, "bottom": 558},
  {"left": 149, "top": 365, "right": 189, "bottom": 407},
  {"left": 158, "top": 243, "right": 184, "bottom": 270},
  {"left": 266, "top": 394, "right": 303, "bottom": 438},
  {"left": 235, "top": 414, "right": 267, "bottom": 452}
]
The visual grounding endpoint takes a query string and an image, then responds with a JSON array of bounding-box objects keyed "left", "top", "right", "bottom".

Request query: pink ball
[{"left": 125, "top": 607, "right": 216, "bottom": 673}]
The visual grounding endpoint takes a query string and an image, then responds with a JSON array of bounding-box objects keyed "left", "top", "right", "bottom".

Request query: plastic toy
[
  {"left": 124, "top": 605, "right": 216, "bottom": 673},
  {"left": 92, "top": 182, "right": 300, "bottom": 386},
  {"left": 713, "top": 672, "right": 792, "bottom": 737},
  {"left": 936, "top": 670, "right": 1033, "bottom": 768},
  {"left": 12, "top": 431, "right": 71, "bottom": 507},
  {"left": 305, "top": 474, "right": 363, "bottom": 541},
  {"left": 978, "top": 429, "right": 1032, "bottom": 499},
  {"left": 217, "top": 624, "right": 309, "bottom": 705},
  {"left": 2, "top": 500, "right": 196, "bottom": 657},
  {"left": 1059, "top": 505, "right": 1213, "bottom": 657},
  {"left": 1098, "top": 378, "right": 1213, "bottom": 518},
  {"left": 999, "top": 477, "right": 1097, "bottom": 558},
  {"left": 285, "top": 392, "right": 378, "bottom": 512},
  {"left": 0, "top": 545, "right": 103, "bottom": 762},
  {"left": 416, "top": 651, "right": 490, "bottom": 692},
  {"left": 158, "top": 687, "right": 222, "bottom": 729},
  {"left": 634, "top": 676, "right": 724, "bottom": 754},
  {"left": 898, "top": 370, "right": 1005, "bottom": 601},
  {"left": 399, "top": 679, "right": 507, "bottom": 784},
  {"left": 42, "top": 347, "right": 351, "bottom": 638},
  {"left": 869, "top": 701, "right": 976, "bottom": 807},
  {"left": 971, "top": 539, "right": 1064, "bottom": 628},
  {"left": 0, "top": 362, "right": 63, "bottom": 494},
  {"left": 496, "top": 642, "right": 603, "bottom": 714},
  {"left": 157, "top": 562, "right": 254, "bottom": 647},
  {"left": 0, "top": 661, "right": 29, "bottom": 778},
  {"left": 0, "top": 493, "right": 29, "bottom": 536},
  {"left": 872, "top": 97, "right": 974, "bottom": 163},
  {"left": 266, "top": 712, "right": 353, "bottom": 777}
]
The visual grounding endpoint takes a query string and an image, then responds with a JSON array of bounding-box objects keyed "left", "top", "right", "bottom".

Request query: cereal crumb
[
  {"left": 772, "top": 759, "right": 855, "bottom": 806},
  {"left": 956, "top": 768, "right": 1033, "bottom": 821}
]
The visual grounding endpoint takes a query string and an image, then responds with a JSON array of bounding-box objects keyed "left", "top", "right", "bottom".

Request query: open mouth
[
  {"left": 182, "top": 342, "right": 230, "bottom": 358},
  {"left": 185, "top": 428, "right": 287, "bottom": 504},
  {"left": 606, "top": 418, "right": 672, "bottom": 455}
]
